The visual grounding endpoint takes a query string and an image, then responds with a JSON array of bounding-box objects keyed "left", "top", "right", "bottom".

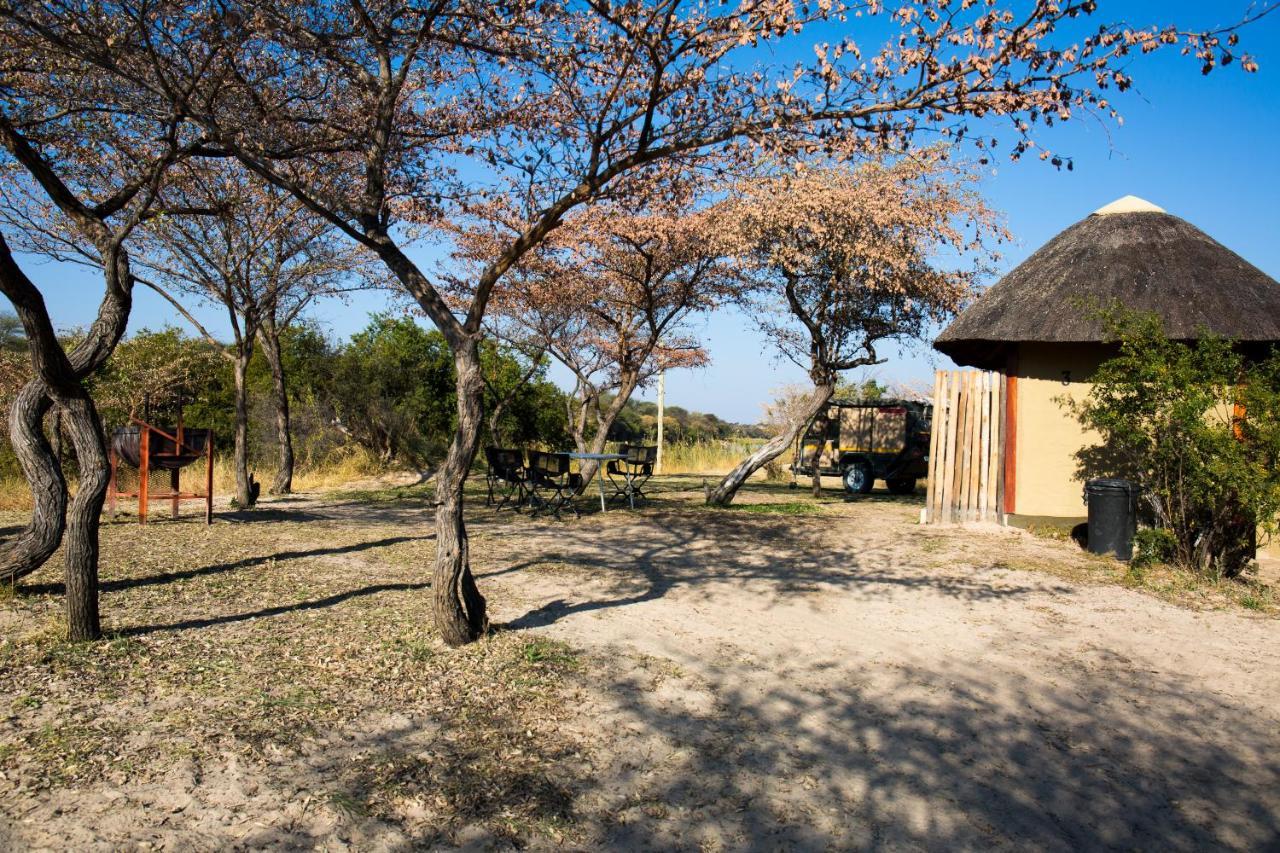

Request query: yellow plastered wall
[{"left": 1012, "top": 343, "right": 1107, "bottom": 519}]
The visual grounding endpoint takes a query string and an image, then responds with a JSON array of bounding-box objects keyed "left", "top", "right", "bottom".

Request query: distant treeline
[
  {"left": 0, "top": 313, "right": 764, "bottom": 479},
  {"left": 606, "top": 398, "right": 771, "bottom": 444}
]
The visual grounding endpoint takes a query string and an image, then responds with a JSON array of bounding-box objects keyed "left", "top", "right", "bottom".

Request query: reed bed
[{"left": 657, "top": 438, "right": 784, "bottom": 478}]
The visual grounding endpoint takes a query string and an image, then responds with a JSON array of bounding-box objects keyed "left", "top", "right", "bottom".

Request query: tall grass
[
  {"left": 0, "top": 476, "right": 31, "bottom": 512},
  {"left": 658, "top": 438, "right": 786, "bottom": 478},
  {"left": 203, "top": 444, "right": 388, "bottom": 496}
]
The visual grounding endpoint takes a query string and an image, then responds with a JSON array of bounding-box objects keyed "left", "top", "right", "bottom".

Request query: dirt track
[
  {"left": 475, "top": 488, "right": 1280, "bottom": 849},
  {"left": 2, "top": 477, "right": 1278, "bottom": 849}
]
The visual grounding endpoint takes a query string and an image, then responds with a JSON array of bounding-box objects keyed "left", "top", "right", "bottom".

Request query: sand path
[
  {"left": 3, "top": 480, "right": 1277, "bottom": 849},
  {"left": 473, "top": 494, "right": 1280, "bottom": 849}
]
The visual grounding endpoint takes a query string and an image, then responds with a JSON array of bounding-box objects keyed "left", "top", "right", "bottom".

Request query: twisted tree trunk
[
  {"left": 258, "top": 329, "right": 294, "bottom": 494},
  {"left": 49, "top": 409, "right": 63, "bottom": 465},
  {"left": 59, "top": 390, "right": 108, "bottom": 641},
  {"left": 0, "top": 379, "right": 66, "bottom": 585},
  {"left": 706, "top": 382, "right": 834, "bottom": 506},
  {"left": 0, "top": 121, "right": 160, "bottom": 641},
  {"left": 433, "top": 337, "right": 487, "bottom": 646},
  {"left": 0, "top": 229, "right": 131, "bottom": 610}
]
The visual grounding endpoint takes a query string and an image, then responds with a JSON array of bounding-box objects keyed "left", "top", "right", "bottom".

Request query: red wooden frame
[
  {"left": 107, "top": 415, "right": 214, "bottom": 524},
  {"left": 1002, "top": 359, "right": 1018, "bottom": 517}
]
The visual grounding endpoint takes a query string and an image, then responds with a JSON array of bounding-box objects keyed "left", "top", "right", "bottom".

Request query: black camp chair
[
  {"left": 484, "top": 447, "right": 527, "bottom": 510},
  {"left": 526, "top": 450, "right": 582, "bottom": 519},
  {"left": 606, "top": 445, "right": 657, "bottom": 508}
]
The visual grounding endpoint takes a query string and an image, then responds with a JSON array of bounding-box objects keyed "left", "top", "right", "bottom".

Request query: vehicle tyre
[
  {"left": 887, "top": 477, "right": 917, "bottom": 495},
  {"left": 843, "top": 461, "right": 873, "bottom": 495}
]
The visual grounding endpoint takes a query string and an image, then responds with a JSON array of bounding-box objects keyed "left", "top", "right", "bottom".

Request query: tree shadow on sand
[
  {"left": 18, "top": 535, "right": 432, "bottom": 596},
  {"left": 486, "top": 511, "right": 1069, "bottom": 631},
  {"left": 120, "top": 579, "right": 432, "bottom": 637},
  {"left": 222, "top": 643, "right": 1279, "bottom": 849},
  {"left": 574, "top": 654, "right": 1280, "bottom": 849}
]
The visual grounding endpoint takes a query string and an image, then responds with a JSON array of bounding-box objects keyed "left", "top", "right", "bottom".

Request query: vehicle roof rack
[{"left": 826, "top": 397, "right": 929, "bottom": 408}]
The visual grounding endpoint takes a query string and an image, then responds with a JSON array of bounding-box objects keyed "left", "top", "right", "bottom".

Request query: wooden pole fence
[{"left": 925, "top": 369, "right": 1005, "bottom": 524}]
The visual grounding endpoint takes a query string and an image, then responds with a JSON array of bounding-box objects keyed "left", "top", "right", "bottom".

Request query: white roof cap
[{"left": 1092, "top": 195, "right": 1167, "bottom": 216}]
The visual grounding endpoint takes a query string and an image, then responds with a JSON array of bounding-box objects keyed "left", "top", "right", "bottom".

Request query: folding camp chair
[
  {"left": 606, "top": 445, "right": 657, "bottom": 508},
  {"left": 526, "top": 450, "right": 582, "bottom": 519},
  {"left": 484, "top": 447, "right": 528, "bottom": 510}
]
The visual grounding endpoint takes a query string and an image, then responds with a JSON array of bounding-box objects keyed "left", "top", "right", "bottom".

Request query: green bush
[
  {"left": 326, "top": 315, "right": 570, "bottom": 466},
  {"left": 1132, "top": 527, "right": 1177, "bottom": 571},
  {"left": 1070, "top": 310, "right": 1280, "bottom": 579}
]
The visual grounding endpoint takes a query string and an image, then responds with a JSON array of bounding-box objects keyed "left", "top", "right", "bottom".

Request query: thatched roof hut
[
  {"left": 936, "top": 196, "right": 1280, "bottom": 370},
  {"left": 931, "top": 196, "right": 1280, "bottom": 527}
]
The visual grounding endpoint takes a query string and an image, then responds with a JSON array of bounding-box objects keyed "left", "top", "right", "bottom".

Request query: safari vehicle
[{"left": 790, "top": 399, "right": 932, "bottom": 495}]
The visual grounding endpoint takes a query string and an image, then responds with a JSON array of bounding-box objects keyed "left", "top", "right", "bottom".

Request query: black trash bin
[{"left": 1085, "top": 478, "right": 1138, "bottom": 560}]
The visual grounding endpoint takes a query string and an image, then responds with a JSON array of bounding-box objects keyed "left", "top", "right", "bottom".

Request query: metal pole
[{"left": 655, "top": 370, "right": 665, "bottom": 475}]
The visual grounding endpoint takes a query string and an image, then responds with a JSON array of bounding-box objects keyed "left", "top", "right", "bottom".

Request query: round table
[{"left": 568, "top": 452, "right": 626, "bottom": 512}]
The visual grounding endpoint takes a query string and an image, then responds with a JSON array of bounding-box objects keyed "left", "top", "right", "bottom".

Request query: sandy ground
[
  {"left": 2, "top": 476, "right": 1279, "bottom": 849},
  {"left": 470, "top": 490, "right": 1280, "bottom": 850}
]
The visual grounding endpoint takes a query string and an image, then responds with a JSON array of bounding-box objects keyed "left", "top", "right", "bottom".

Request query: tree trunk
[
  {"left": 432, "top": 337, "right": 488, "bottom": 647},
  {"left": 0, "top": 172, "right": 137, "bottom": 638},
  {"left": 486, "top": 410, "right": 503, "bottom": 449},
  {"left": 259, "top": 330, "right": 294, "bottom": 494},
  {"left": 59, "top": 390, "right": 107, "bottom": 641},
  {"left": 706, "top": 382, "right": 835, "bottom": 506},
  {"left": 568, "top": 388, "right": 593, "bottom": 455},
  {"left": 0, "top": 379, "right": 67, "bottom": 584},
  {"left": 810, "top": 407, "right": 831, "bottom": 498},
  {"left": 569, "top": 408, "right": 590, "bottom": 453},
  {"left": 232, "top": 343, "right": 256, "bottom": 508},
  {"left": 49, "top": 409, "right": 63, "bottom": 465},
  {"left": 574, "top": 373, "right": 641, "bottom": 488}
]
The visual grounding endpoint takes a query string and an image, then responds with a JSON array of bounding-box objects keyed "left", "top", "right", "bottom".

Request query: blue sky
[{"left": 14, "top": 2, "right": 1280, "bottom": 424}]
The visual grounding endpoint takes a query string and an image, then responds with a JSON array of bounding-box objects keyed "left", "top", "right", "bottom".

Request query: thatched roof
[{"left": 934, "top": 196, "right": 1280, "bottom": 370}]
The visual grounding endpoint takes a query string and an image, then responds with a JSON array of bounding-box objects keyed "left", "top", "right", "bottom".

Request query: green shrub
[
  {"left": 1070, "top": 309, "right": 1280, "bottom": 579},
  {"left": 1132, "top": 527, "right": 1177, "bottom": 570}
]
